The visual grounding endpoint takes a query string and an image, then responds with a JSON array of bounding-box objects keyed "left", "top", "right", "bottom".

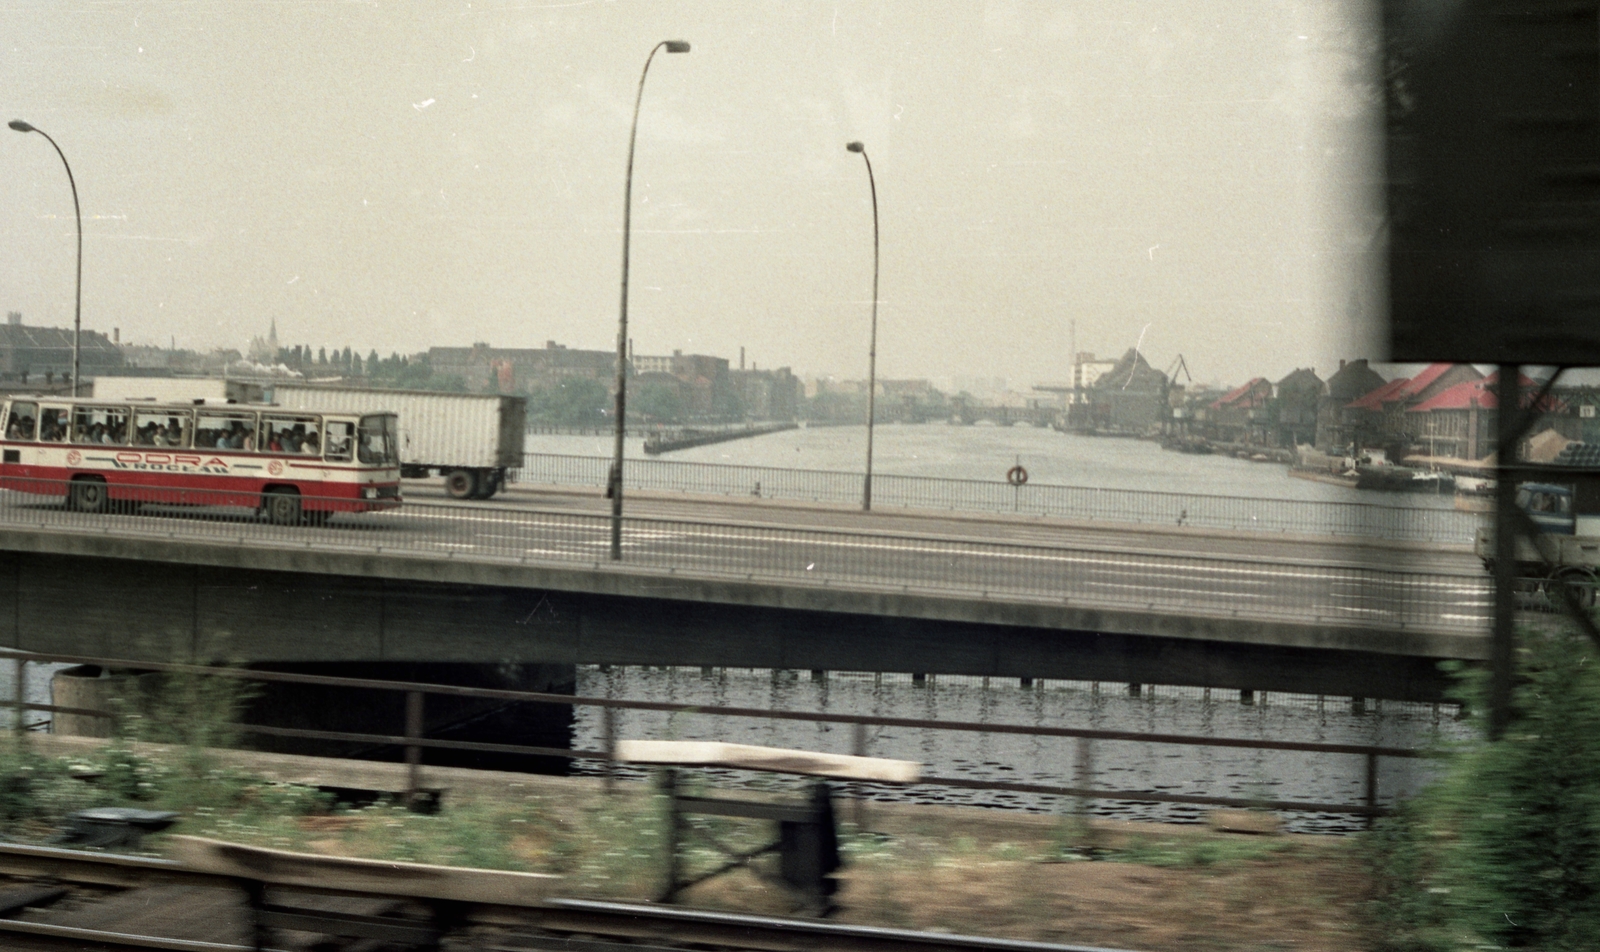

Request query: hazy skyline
[{"left": 4, "top": 1, "right": 1382, "bottom": 389}]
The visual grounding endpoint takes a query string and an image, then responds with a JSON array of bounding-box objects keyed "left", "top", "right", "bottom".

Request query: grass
[{"left": 0, "top": 736, "right": 1373, "bottom": 949}]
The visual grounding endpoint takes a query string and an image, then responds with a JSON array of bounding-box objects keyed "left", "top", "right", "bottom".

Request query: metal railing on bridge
[
  {"left": 1, "top": 648, "right": 1440, "bottom": 824},
  {"left": 0, "top": 478, "right": 1490, "bottom": 635},
  {"left": 512, "top": 453, "right": 1482, "bottom": 545}
]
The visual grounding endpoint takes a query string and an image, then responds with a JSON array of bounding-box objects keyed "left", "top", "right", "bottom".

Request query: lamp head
[
  {"left": 665, "top": 41, "right": 691, "bottom": 53},
  {"left": 846, "top": 141, "right": 865, "bottom": 153},
  {"left": 8, "top": 120, "right": 36, "bottom": 133}
]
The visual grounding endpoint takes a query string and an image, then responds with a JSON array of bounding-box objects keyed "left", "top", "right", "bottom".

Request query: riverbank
[{"left": 13, "top": 734, "right": 1370, "bottom": 951}]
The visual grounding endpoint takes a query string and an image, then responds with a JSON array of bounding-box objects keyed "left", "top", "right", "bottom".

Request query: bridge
[{"left": 0, "top": 471, "right": 1487, "bottom": 702}]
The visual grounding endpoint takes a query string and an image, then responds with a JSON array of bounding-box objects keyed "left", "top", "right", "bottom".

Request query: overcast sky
[{"left": 3, "top": 1, "right": 1383, "bottom": 389}]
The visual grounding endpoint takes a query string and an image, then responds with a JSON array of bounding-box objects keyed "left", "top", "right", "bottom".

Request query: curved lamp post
[
  {"left": 610, "top": 39, "right": 690, "bottom": 561},
  {"left": 9, "top": 120, "right": 82, "bottom": 396},
  {"left": 846, "top": 141, "right": 879, "bottom": 511}
]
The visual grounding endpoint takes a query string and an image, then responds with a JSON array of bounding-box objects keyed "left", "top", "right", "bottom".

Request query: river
[{"left": 526, "top": 422, "right": 1461, "bottom": 510}]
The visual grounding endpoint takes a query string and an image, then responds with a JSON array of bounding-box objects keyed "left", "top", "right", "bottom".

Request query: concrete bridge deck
[{"left": 0, "top": 479, "right": 1489, "bottom": 695}]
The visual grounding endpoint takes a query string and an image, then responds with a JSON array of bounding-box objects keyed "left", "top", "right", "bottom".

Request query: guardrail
[
  {"left": 0, "top": 478, "right": 1490, "bottom": 634},
  {"left": 512, "top": 453, "right": 1482, "bottom": 545},
  {"left": 1, "top": 648, "right": 1438, "bottom": 822}
]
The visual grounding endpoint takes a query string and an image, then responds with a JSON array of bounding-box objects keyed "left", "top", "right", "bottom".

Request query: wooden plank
[
  {"left": 613, "top": 740, "right": 920, "bottom": 783},
  {"left": 165, "top": 836, "right": 558, "bottom": 906}
]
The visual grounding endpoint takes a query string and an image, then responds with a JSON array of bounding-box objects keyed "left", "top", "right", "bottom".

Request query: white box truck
[
  {"left": 269, "top": 385, "right": 526, "bottom": 499},
  {"left": 92, "top": 376, "right": 266, "bottom": 404}
]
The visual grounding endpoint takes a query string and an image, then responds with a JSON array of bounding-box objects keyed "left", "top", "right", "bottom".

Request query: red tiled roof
[
  {"left": 1209, "top": 377, "right": 1268, "bottom": 410},
  {"left": 1345, "top": 377, "right": 1409, "bottom": 411},
  {"left": 1397, "top": 362, "right": 1456, "bottom": 398},
  {"left": 1406, "top": 372, "right": 1559, "bottom": 413}
]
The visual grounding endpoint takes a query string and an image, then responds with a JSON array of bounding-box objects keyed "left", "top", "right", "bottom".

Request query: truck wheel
[
  {"left": 1557, "top": 570, "right": 1598, "bottom": 610},
  {"left": 263, "top": 488, "right": 302, "bottom": 526},
  {"left": 469, "top": 469, "right": 501, "bottom": 499},
  {"left": 445, "top": 468, "right": 478, "bottom": 500}
]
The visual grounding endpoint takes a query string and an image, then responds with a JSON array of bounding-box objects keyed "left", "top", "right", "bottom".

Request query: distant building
[
  {"left": 730, "top": 366, "right": 802, "bottom": 420},
  {"left": 1070, "top": 349, "right": 1168, "bottom": 434},
  {"left": 428, "top": 341, "right": 615, "bottom": 395},
  {"left": 0, "top": 312, "right": 124, "bottom": 387},
  {"left": 1206, "top": 378, "right": 1274, "bottom": 444},
  {"left": 1070, "top": 353, "right": 1117, "bottom": 404},
  {"left": 1341, "top": 362, "right": 1484, "bottom": 455},
  {"left": 1316, "top": 359, "right": 1388, "bottom": 451},
  {"left": 1273, "top": 368, "right": 1325, "bottom": 448},
  {"left": 1406, "top": 370, "right": 1564, "bottom": 460}
]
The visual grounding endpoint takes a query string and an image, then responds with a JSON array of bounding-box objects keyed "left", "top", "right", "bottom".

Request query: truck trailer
[{"left": 269, "top": 385, "right": 526, "bottom": 499}]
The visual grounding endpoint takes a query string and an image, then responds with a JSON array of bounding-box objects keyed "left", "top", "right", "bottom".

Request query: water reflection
[{"left": 573, "top": 666, "right": 1471, "bottom": 834}]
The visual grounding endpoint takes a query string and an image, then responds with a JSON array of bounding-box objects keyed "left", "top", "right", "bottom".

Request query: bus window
[
  {"left": 358, "top": 414, "right": 399, "bottom": 466},
  {"left": 38, "top": 408, "right": 69, "bottom": 443},
  {"left": 134, "top": 409, "right": 191, "bottom": 448},
  {"left": 72, "top": 406, "right": 131, "bottom": 446},
  {"left": 261, "top": 415, "right": 320, "bottom": 454},
  {"left": 323, "top": 420, "right": 354, "bottom": 462},
  {"left": 195, "top": 411, "right": 257, "bottom": 451},
  {"left": 6, "top": 402, "right": 37, "bottom": 441}
]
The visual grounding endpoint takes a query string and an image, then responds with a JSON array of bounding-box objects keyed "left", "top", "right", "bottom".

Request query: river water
[
  {"left": 571, "top": 666, "right": 1466, "bottom": 834},
  {"left": 526, "top": 422, "right": 1461, "bottom": 508}
]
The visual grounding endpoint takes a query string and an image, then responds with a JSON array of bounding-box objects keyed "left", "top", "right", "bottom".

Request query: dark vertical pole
[
  {"left": 658, "top": 768, "right": 681, "bottom": 903},
  {"left": 405, "top": 690, "right": 424, "bottom": 808},
  {"left": 11, "top": 657, "right": 24, "bottom": 737},
  {"left": 1364, "top": 751, "right": 1379, "bottom": 830},
  {"left": 602, "top": 704, "right": 617, "bottom": 796},
  {"left": 851, "top": 720, "right": 867, "bottom": 831},
  {"left": 1490, "top": 364, "right": 1520, "bottom": 740}
]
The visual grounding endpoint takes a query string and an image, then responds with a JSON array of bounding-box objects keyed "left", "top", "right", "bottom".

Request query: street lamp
[
  {"left": 9, "top": 120, "right": 82, "bottom": 397},
  {"left": 610, "top": 40, "right": 690, "bottom": 561},
  {"left": 846, "top": 141, "right": 879, "bottom": 511}
]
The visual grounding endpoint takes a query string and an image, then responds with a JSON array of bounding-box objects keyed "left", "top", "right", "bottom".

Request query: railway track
[{"left": 0, "top": 842, "right": 1143, "bottom": 952}]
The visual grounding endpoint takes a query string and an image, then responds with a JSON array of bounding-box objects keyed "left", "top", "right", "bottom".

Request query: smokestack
[
  {"left": 6, "top": 312, "right": 19, "bottom": 326},
  {"left": 740, "top": 346, "right": 745, "bottom": 371},
  {"left": 114, "top": 328, "right": 120, "bottom": 344}
]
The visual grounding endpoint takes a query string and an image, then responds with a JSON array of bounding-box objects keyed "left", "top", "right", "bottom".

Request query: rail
[
  {"left": 0, "top": 843, "right": 1157, "bottom": 952},
  {"left": 512, "top": 452, "right": 1482, "bottom": 544},
  {"left": 2, "top": 648, "right": 1437, "bottom": 821},
  {"left": 0, "top": 478, "right": 1490, "bottom": 634}
]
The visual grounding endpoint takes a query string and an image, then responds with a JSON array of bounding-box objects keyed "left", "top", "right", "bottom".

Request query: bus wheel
[
  {"left": 445, "top": 469, "right": 478, "bottom": 500},
  {"left": 263, "top": 488, "right": 302, "bottom": 526},
  {"left": 68, "top": 478, "right": 108, "bottom": 514}
]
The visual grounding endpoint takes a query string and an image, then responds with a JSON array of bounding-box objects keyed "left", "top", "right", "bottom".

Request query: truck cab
[{"left": 1517, "top": 483, "right": 1575, "bottom": 535}]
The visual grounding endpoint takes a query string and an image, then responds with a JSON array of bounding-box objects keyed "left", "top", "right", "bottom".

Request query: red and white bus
[{"left": 0, "top": 396, "right": 402, "bottom": 523}]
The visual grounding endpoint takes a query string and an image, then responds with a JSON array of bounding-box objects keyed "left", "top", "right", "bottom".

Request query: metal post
[
  {"left": 846, "top": 141, "right": 880, "bottom": 511},
  {"left": 8, "top": 122, "right": 81, "bottom": 397},
  {"left": 1363, "top": 751, "right": 1379, "bottom": 829},
  {"left": 851, "top": 720, "right": 868, "bottom": 831},
  {"left": 658, "top": 767, "right": 681, "bottom": 903},
  {"left": 1490, "top": 364, "right": 1520, "bottom": 740},
  {"left": 11, "top": 657, "right": 25, "bottom": 736},
  {"left": 405, "top": 690, "right": 424, "bottom": 809},
  {"left": 1074, "top": 735, "right": 1094, "bottom": 808},
  {"left": 611, "top": 41, "right": 691, "bottom": 561},
  {"left": 602, "top": 704, "right": 617, "bottom": 796}
]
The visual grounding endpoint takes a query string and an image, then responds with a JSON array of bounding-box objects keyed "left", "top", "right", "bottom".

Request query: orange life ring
[{"left": 1006, "top": 465, "right": 1029, "bottom": 486}]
